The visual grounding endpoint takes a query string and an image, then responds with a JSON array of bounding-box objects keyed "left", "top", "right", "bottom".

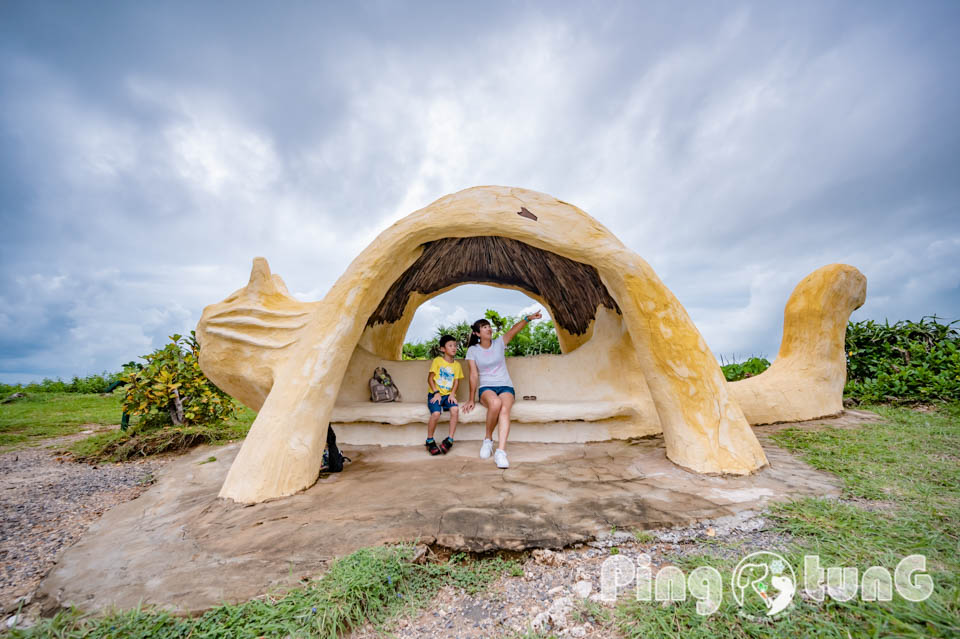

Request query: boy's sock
[{"left": 425, "top": 437, "right": 435, "bottom": 443}]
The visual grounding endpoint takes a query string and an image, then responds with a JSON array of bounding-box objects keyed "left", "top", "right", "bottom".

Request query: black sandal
[
  {"left": 425, "top": 439, "right": 442, "bottom": 455},
  {"left": 439, "top": 437, "right": 454, "bottom": 454}
]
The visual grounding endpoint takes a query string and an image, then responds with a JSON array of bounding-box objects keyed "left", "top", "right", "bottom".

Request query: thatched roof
[{"left": 367, "top": 236, "right": 620, "bottom": 334}]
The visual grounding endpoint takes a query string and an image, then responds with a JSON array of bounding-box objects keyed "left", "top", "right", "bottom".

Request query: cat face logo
[{"left": 731, "top": 551, "right": 797, "bottom": 618}]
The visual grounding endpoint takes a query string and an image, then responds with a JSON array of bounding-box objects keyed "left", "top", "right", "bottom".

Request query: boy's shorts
[
  {"left": 478, "top": 385, "right": 515, "bottom": 397},
  {"left": 427, "top": 392, "right": 459, "bottom": 413}
]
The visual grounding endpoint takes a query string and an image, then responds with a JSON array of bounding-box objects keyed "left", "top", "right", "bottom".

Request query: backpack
[
  {"left": 323, "top": 425, "right": 349, "bottom": 473},
  {"left": 369, "top": 366, "right": 401, "bottom": 403}
]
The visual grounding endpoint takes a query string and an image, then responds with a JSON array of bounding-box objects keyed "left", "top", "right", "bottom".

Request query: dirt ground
[{"left": 0, "top": 429, "right": 164, "bottom": 617}]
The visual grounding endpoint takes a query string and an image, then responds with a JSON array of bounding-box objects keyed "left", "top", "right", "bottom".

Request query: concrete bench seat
[{"left": 330, "top": 399, "right": 640, "bottom": 425}]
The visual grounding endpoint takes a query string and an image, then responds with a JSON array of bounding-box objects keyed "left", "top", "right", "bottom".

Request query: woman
[{"left": 462, "top": 310, "right": 542, "bottom": 468}]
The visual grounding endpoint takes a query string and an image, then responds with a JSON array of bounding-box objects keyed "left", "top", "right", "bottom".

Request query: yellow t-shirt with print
[{"left": 428, "top": 357, "right": 463, "bottom": 396}]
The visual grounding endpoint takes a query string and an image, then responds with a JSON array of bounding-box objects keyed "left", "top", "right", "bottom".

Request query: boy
[{"left": 425, "top": 335, "right": 463, "bottom": 455}]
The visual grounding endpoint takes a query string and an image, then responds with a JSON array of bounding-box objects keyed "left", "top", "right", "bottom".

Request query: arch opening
[{"left": 399, "top": 283, "right": 554, "bottom": 354}]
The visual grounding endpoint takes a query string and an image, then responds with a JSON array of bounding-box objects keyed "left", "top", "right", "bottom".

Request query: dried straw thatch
[{"left": 367, "top": 236, "right": 620, "bottom": 334}]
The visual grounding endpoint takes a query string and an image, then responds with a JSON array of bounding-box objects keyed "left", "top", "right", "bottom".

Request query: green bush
[
  {"left": 401, "top": 340, "right": 433, "bottom": 361},
  {"left": 403, "top": 320, "right": 475, "bottom": 360},
  {"left": 845, "top": 316, "right": 960, "bottom": 403},
  {"left": 122, "top": 332, "right": 236, "bottom": 427},
  {"left": 719, "top": 356, "right": 771, "bottom": 382}
]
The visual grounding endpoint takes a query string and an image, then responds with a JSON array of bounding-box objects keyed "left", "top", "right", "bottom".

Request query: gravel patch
[
  {"left": 352, "top": 510, "right": 797, "bottom": 638},
  {"left": 0, "top": 442, "right": 162, "bottom": 615}
]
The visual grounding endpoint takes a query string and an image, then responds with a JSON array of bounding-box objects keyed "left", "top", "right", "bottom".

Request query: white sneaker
[
  {"left": 494, "top": 449, "right": 509, "bottom": 469},
  {"left": 479, "top": 439, "right": 494, "bottom": 459}
]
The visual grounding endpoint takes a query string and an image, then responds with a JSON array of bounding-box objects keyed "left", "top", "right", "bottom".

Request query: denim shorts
[
  {"left": 427, "top": 393, "right": 459, "bottom": 413},
  {"left": 478, "top": 385, "right": 515, "bottom": 397}
]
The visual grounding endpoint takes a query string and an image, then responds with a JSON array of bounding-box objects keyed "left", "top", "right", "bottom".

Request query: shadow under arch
[{"left": 198, "top": 185, "right": 769, "bottom": 504}]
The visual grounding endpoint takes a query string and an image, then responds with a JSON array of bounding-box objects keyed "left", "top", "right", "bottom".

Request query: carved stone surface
[
  {"left": 729, "top": 264, "right": 867, "bottom": 424},
  {"left": 196, "top": 186, "right": 864, "bottom": 504}
]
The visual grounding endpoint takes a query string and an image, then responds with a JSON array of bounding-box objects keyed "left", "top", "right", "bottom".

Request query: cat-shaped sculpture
[{"left": 197, "top": 186, "right": 864, "bottom": 504}]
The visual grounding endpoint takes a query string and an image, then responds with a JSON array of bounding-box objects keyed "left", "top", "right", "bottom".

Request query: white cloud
[
  {"left": 442, "top": 305, "right": 469, "bottom": 327},
  {"left": 1, "top": 2, "right": 957, "bottom": 380}
]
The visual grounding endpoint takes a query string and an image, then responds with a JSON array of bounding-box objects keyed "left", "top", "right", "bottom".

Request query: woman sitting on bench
[{"left": 462, "top": 310, "right": 542, "bottom": 468}]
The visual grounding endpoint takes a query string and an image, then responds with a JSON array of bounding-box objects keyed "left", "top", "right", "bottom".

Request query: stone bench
[
  {"left": 330, "top": 398, "right": 639, "bottom": 425},
  {"left": 329, "top": 398, "right": 656, "bottom": 446}
]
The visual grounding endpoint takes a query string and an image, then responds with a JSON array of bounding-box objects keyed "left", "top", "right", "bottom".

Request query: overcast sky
[{"left": 1, "top": 1, "right": 958, "bottom": 383}]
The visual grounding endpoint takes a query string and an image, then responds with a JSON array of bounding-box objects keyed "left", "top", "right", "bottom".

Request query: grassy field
[
  {"left": 0, "top": 392, "right": 256, "bottom": 454},
  {"left": 0, "top": 393, "right": 124, "bottom": 450},
  {"left": 613, "top": 403, "right": 959, "bottom": 638}
]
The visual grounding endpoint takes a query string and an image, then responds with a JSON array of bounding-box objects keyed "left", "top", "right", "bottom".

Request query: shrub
[
  {"left": 69, "top": 420, "right": 250, "bottom": 462},
  {"left": 845, "top": 316, "right": 960, "bottom": 403},
  {"left": 720, "top": 356, "right": 771, "bottom": 382},
  {"left": 122, "top": 332, "right": 236, "bottom": 427},
  {"left": 401, "top": 341, "right": 433, "bottom": 361},
  {"left": 403, "top": 320, "right": 475, "bottom": 360},
  {"left": 0, "top": 370, "right": 128, "bottom": 396}
]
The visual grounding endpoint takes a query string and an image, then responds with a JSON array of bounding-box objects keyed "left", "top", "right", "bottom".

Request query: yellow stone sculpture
[{"left": 197, "top": 186, "right": 865, "bottom": 504}]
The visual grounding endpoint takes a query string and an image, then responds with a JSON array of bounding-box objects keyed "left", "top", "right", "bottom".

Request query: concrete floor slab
[{"left": 37, "top": 411, "right": 879, "bottom": 614}]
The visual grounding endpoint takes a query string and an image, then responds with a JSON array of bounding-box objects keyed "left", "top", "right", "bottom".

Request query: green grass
[
  {"left": 11, "top": 545, "right": 523, "bottom": 639},
  {"left": 228, "top": 403, "right": 257, "bottom": 430},
  {"left": 0, "top": 393, "right": 123, "bottom": 450},
  {"left": 633, "top": 530, "right": 656, "bottom": 544},
  {"left": 0, "top": 392, "right": 256, "bottom": 456},
  {"left": 614, "top": 403, "right": 960, "bottom": 638}
]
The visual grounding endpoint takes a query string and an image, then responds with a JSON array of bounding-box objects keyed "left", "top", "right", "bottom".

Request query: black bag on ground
[{"left": 323, "top": 425, "right": 348, "bottom": 473}]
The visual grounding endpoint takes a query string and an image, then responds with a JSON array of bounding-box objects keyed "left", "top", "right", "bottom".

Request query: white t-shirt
[{"left": 466, "top": 336, "right": 514, "bottom": 388}]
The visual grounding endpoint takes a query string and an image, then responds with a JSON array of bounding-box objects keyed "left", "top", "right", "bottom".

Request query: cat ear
[
  {"left": 243, "top": 257, "right": 293, "bottom": 298},
  {"left": 247, "top": 257, "right": 278, "bottom": 295},
  {"left": 202, "top": 258, "right": 312, "bottom": 350}
]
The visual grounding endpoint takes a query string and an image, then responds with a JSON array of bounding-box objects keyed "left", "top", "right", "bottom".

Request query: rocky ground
[
  {"left": 352, "top": 509, "right": 795, "bottom": 638},
  {"left": 2, "top": 436, "right": 796, "bottom": 637},
  {"left": 0, "top": 434, "right": 162, "bottom": 621}
]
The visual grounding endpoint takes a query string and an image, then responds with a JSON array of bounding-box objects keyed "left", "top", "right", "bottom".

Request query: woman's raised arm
[{"left": 503, "top": 310, "right": 542, "bottom": 345}]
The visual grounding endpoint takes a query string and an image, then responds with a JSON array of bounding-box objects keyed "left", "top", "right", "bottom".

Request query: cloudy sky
[{"left": 1, "top": 1, "right": 958, "bottom": 383}]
